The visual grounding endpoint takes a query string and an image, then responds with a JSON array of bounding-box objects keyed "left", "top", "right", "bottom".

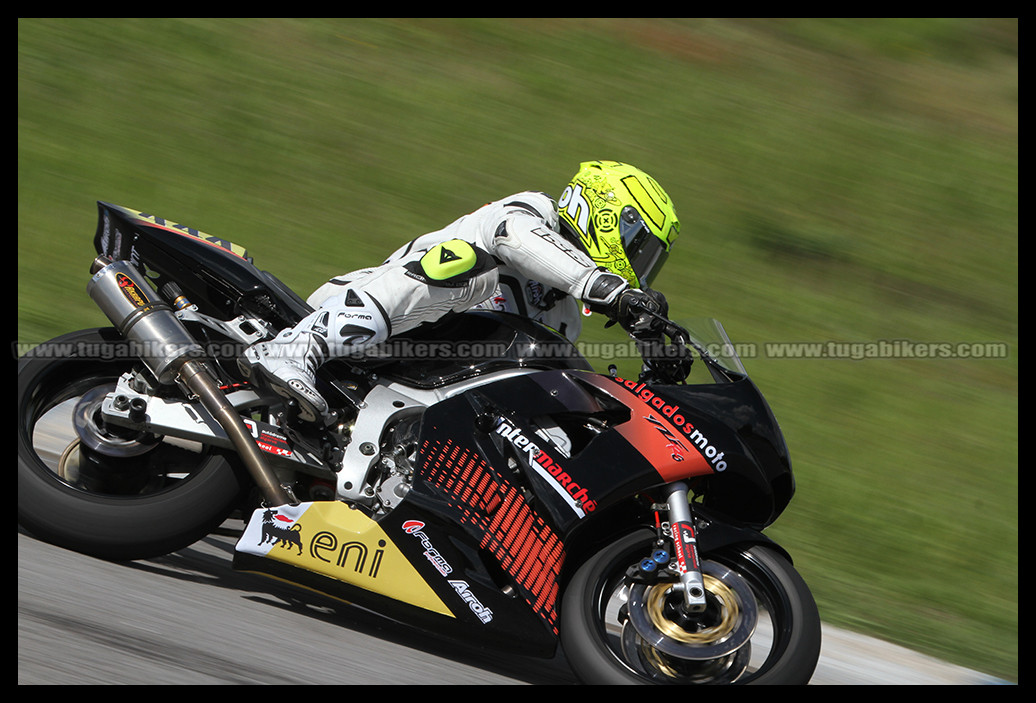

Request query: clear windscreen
[{"left": 677, "top": 318, "right": 748, "bottom": 381}]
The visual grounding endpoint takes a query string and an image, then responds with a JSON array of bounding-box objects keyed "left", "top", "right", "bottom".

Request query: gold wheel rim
[{"left": 57, "top": 437, "right": 81, "bottom": 481}]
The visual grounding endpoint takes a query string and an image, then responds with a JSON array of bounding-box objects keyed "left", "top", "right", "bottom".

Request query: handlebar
[
  {"left": 625, "top": 303, "right": 741, "bottom": 385},
  {"left": 623, "top": 302, "right": 695, "bottom": 385}
]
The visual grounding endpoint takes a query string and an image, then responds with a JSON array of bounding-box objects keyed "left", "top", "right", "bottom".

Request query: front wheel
[
  {"left": 560, "top": 530, "right": 821, "bottom": 684},
  {"left": 18, "top": 328, "right": 251, "bottom": 561}
]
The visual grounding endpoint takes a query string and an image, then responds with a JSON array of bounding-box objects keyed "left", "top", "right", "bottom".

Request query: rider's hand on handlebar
[
  {"left": 614, "top": 288, "right": 669, "bottom": 337},
  {"left": 595, "top": 285, "right": 693, "bottom": 382},
  {"left": 612, "top": 288, "right": 694, "bottom": 383}
]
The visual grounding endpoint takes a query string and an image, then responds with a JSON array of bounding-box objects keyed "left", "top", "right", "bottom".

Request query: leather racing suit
[
  {"left": 306, "top": 190, "right": 622, "bottom": 345},
  {"left": 242, "top": 191, "right": 637, "bottom": 424}
]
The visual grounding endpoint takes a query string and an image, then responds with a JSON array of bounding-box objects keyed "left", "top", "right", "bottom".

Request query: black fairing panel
[
  {"left": 658, "top": 379, "right": 795, "bottom": 528},
  {"left": 93, "top": 202, "right": 312, "bottom": 329},
  {"left": 371, "top": 310, "right": 593, "bottom": 388}
]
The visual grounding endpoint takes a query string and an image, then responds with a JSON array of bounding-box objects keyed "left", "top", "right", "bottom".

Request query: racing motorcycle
[{"left": 18, "top": 202, "right": 822, "bottom": 684}]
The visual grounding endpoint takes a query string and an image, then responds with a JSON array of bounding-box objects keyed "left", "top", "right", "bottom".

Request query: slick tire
[
  {"left": 18, "top": 327, "right": 251, "bottom": 561},
  {"left": 560, "top": 530, "right": 822, "bottom": 685}
]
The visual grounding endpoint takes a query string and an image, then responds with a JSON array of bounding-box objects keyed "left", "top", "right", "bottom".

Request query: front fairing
[
  {"left": 605, "top": 318, "right": 791, "bottom": 528},
  {"left": 413, "top": 326, "right": 793, "bottom": 541},
  {"left": 612, "top": 375, "right": 794, "bottom": 528}
]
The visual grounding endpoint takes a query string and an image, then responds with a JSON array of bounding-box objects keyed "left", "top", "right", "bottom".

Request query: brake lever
[
  {"left": 630, "top": 307, "right": 694, "bottom": 384},
  {"left": 634, "top": 304, "right": 690, "bottom": 346}
]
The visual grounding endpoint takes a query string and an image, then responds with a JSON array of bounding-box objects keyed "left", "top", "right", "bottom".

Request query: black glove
[
  {"left": 582, "top": 271, "right": 676, "bottom": 347},
  {"left": 611, "top": 289, "right": 694, "bottom": 382},
  {"left": 614, "top": 288, "right": 669, "bottom": 338}
]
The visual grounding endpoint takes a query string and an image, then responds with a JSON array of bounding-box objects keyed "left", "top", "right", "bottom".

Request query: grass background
[{"left": 18, "top": 18, "right": 1017, "bottom": 681}]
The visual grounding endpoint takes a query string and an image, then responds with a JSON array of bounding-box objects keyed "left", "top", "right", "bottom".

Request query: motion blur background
[{"left": 18, "top": 18, "right": 1017, "bottom": 681}]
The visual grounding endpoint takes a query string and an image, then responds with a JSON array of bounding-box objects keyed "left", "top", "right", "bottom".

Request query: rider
[{"left": 241, "top": 160, "right": 682, "bottom": 424}]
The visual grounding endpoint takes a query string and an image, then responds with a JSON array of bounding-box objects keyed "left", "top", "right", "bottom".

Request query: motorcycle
[{"left": 18, "top": 202, "right": 822, "bottom": 684}]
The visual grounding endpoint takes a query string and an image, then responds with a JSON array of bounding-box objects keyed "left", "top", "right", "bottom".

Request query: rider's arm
[
  {"left": 487, "top": 203, "right": 623, "bottom": 303},
  {"left": 488, "top": 202, "right": 666, "bottom": 333}
]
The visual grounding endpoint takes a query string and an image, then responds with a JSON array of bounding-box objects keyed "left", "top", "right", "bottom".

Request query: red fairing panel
[{"left": 581, "top": 374, "right": 722, "bottom": 482}]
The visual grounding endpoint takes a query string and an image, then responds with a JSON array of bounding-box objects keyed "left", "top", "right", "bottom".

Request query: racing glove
[
  {"left": 581, "top": 270, "right": 667, "bottom": 335},
  {"left": 614, "top": 288, "right": 669, "bottom": 338},
  {"left": 582, "top": 271, "right": 692, "bottom": 382}
]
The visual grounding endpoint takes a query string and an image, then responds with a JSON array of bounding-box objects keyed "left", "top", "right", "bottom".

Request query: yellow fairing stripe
[{"left": 118, "top": 204, "right": 252, "bottom": 260}]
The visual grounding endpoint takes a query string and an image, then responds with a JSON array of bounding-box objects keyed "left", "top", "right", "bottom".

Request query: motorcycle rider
[{"left": 241, "top": 160, "right": 684, "bottom": 424}]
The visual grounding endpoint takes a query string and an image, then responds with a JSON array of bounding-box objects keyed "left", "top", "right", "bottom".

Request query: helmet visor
[{"left": 620, "top": 206, "right": 669, "bottom": 287}]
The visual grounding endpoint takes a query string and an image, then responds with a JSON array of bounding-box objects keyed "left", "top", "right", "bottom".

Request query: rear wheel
[
  {"left": 18, "top": 328, "right": 251, "bottom": 561},
  {"left": 560, "top": 530, "right": 821, "bottom": 684}
]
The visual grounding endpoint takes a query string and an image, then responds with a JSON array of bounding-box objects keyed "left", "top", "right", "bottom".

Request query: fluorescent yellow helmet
[{"left": 557, "top": 161, "right": 680, "bottom": 288}]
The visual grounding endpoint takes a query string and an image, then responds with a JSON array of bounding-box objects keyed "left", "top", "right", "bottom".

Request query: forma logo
[
  {"left": 401, "top": 520, "right": 452, "bottom": 576},
  {"left": 402, "top": 521, "right": 493, "bottom": 624}
]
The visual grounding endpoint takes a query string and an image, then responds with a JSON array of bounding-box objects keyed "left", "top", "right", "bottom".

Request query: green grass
[{"left": 18, "top": 18, "right": 1017, "bottom": 681}]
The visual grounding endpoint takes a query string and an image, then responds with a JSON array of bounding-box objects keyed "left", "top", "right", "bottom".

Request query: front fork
[
  {"left": 665, "top": 481, "right": 708, "bottom": 612},
  {"left": 635, "top": 482, "right": 708, "bottom": 612}
]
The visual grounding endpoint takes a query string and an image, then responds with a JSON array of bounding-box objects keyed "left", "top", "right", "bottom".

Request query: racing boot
[{"left": 240, "top": 288, "right": 389, "bottom": 424}]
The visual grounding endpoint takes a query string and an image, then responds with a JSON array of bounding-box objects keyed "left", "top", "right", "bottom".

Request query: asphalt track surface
[{"left": 18, "top": 519, "right": 1006, "bottom": 686}]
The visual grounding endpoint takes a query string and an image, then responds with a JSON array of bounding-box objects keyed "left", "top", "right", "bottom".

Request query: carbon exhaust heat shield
[{"left": 87, "top": 257, "right": 294, "bottom": 506}]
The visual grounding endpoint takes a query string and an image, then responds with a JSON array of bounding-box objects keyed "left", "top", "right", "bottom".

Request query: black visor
[{"left": 620, "top": 206, "right": 669, "bottom": 287}]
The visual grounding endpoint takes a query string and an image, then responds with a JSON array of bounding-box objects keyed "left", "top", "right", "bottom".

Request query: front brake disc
[{"left": 625, "top": 560, "right": 758, "bottom": 661}]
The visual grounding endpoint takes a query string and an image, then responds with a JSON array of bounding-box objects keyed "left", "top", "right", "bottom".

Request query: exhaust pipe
[
  {"left": 87, "top": 257, "right": 294, "bottom": 506},
  {"left": 176, "top": 358, "right": 294, "bottom": 507}
]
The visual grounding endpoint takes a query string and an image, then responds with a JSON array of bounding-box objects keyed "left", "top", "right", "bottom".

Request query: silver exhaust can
[
  {"left": 86, "top": 256, "right": 294, "bottom": 506},
  {"left": 87, "top": 258, "right": 204, "bottom": 384}
]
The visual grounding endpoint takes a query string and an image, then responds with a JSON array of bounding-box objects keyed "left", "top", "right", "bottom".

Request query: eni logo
[
  {"left": 309, "top": 531, "right": 385, "bottom": 579},
  {"left": 115, "top": 272, "right": 149, "bottom": 308}
]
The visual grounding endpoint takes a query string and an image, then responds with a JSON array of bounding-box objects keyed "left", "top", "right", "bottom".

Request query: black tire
[
  {"left": 560, "top": 530, "right": 822, "bottom": 685},
  {"left": 18, "top": 328, "right": 250, "bottom": 561}
]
